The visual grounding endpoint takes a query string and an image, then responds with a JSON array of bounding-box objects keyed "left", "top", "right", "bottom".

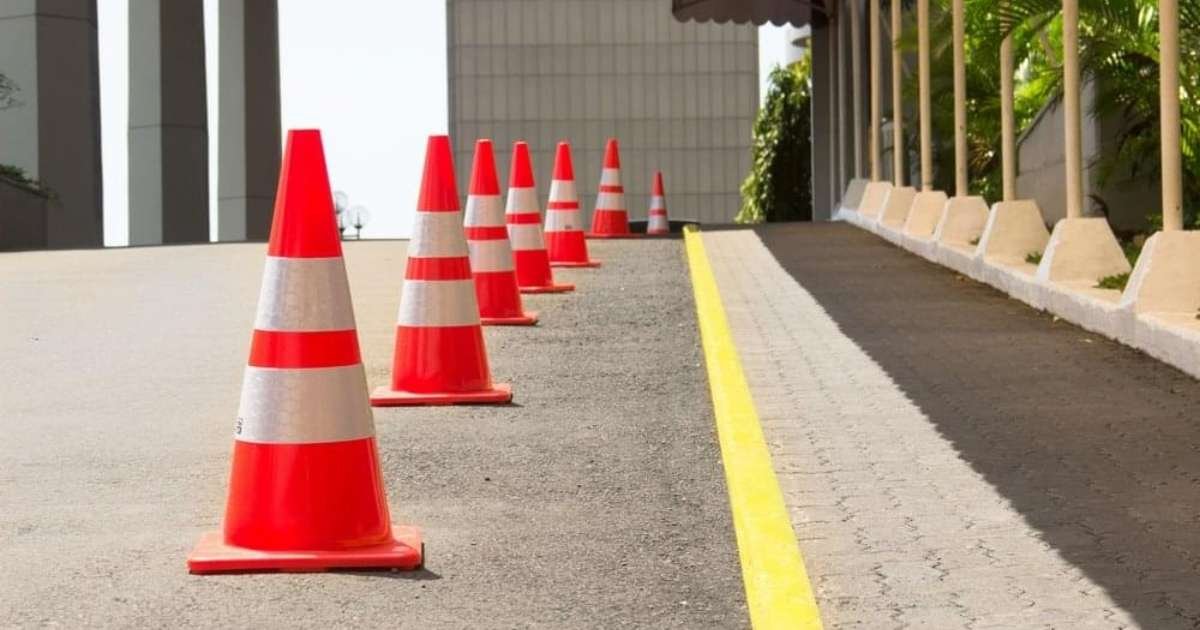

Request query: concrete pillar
[
  {"left": 868, "top": 0, "right": 881, "bottom": 181},
  {"left": 0, "top": 0, "right": 103, "bottom": 248},
  {"left": 850, "top": 0, "right": 863, "bottom": 178},
  {"left": 128, "top": 0, "right": 209, "bottom": 245},
  {"left": 837, "top": 4, "right": 849, "bottom": 193},
  {"left": 218, "top": 0, "right": 281, "bottom": 241},
  {"left": 890, "top": 0, "right": 904, "bottom": 186},
  {"left": 811, "top": 16, "right": 833, "bottom": 220},
  {"left": 917, "top": 0, "right": 932, "bottom": 191},
  {"left": 1061, "top": 0, "right": 1084, "bottom": 219},
  {"left": 1159, "top": 0, "right": 1183, "bottom": 231},
  {"left": 951, "top": 0, "right": 967, "bottom": 196},
  {"left": 1000, "top": 24, "right": 1016, "bottom": 201},
  {"left": 829, "top": 13, "right": 841, "bottom": 208}
]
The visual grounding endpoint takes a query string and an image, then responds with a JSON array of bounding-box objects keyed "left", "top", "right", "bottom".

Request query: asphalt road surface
[{"left": 0, "top": 238, "right": 746, "bottom": 628}]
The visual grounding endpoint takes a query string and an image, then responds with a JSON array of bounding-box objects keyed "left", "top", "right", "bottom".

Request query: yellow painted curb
[{"left": 683, "top": 225, "right": 824, "bottom": 630}]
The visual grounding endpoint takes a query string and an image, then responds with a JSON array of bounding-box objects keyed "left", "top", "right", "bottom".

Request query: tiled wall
[{"left": 447, "top": 0, "right": 757, "bottom": 225}]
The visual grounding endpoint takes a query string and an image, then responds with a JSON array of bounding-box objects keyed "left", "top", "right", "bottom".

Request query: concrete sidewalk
[
  {"left": 704, "top": 224, "right": 1200, "bottom": 629},
  {"left": 0, "top": 238, "right": 744, "bottom": 628}
]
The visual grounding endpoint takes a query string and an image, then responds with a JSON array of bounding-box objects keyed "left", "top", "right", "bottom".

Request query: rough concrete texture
[
  {"left": 932, "top": 196, "right": 989, "bottom": 246},
  {"left": 0, "top": 238, "right": 745, "bottom": 628},
  {"left": 878, "top": 186, "right": 916, "bottom": 229},
  {"left": 978, "top": 200, "right": 1052, "bottom": 264},
  {"left": 1035, "top": 217, "right": 1131, "bottom": 284},
  {"left": 838, "top": 178, "right": 869, "bottom": 213},
  {"left": 709, "top": 224, "right": 1200, "bottom": 629},
  {"left": 901, "top": 190, "right": 948, "bottom": 238},
  {"left": 1119, "top": 230, "right": 1200, "bottom": 314},
  {"left": 858, "top": 181, "right": 892, "bottom": 218}
]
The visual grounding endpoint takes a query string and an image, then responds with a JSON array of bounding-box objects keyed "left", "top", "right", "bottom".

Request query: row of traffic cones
[{"left": 188, "top": 130, "right": 672, "bottom": 574}]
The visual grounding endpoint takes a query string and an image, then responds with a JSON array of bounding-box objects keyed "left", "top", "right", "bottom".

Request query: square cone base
[
  {"left": 481, "top": 312, "right": 539, "bottom": 326},
  {"left": 519, "top": 283, "right": 575, "bottom": 294},
  {"left": 371, "top": 382, "right": 512, "bottom": 406},
  {"left": 187, "top": 526, "right": 423, "bottom": 574},
  {"left": 550, "top": 260, "right": 602, "bottom": 268},
  {"left": 586, "top": 233, "right": 643, "bottom": 239}
]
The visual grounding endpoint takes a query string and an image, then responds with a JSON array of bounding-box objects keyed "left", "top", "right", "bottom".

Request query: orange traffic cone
[
  {"left": 507, "top": 141, "right": 574, "bottom": 293},
  {"left": 187, "top": 129, "right": 422, "bottom": 574},
  {"left": 588, "top": 138, "right": 638, "bottom": 238},
  {"left": 371, "top": 135, "right": 513, "bottom": 406},
  {"left": 647, "top": 171, "right": 669, "bottom": 235},
  {"left": 545, "top": 141, "right": 601, "bottom": 268},
  {"left": 464, "top": 139, "right": 538, "bottom": 325}
]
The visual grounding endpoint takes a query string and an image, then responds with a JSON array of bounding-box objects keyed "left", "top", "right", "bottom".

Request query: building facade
[{"left": 446, "top": 0, "right": 758, "bottom": 226}]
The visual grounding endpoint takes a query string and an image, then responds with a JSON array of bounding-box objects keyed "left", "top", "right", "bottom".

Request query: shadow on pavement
[{"left": 757, "top": 222, "right": 1200, "bottom": 629}]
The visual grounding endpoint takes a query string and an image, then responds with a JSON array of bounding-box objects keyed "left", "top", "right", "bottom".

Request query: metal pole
[
  {"left": 1000, "top": 19, "right": 1016, "bottom": 201},
  {"left": 870, "top": 0, "right": 881, "bottom": 181},
  {"left": 851, "top": 0, "right": 864, "bottom": 178},
  {"left": 891, "top": 0, "right": 904, "bottom": 186},
  {"left": 1062, "top": 0, "right": 1084, "bottom": 218},
  {"left": 952, "top": 0, "right": 968, "bottom": 196},
  {"left": 918, "top": 0, "right": 932, "bottom": 191},
  {"left": 1160, "top": 0, "right": 1183, "bottom": 231}
]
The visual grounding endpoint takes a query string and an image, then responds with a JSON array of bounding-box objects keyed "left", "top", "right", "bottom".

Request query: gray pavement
[
  {"left": 704, "top": 224, "right": 1200, "bottom": 629},
  {"left": 0, "top": 238, "right": 745, "bottom": 628}
]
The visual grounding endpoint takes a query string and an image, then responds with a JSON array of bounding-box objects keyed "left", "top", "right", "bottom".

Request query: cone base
[
  {"left": 519, "top": 283, "right": 575, "bottom": 294},
  {"left": 370, "top": 382, "right": 513, "bottom": 406},
  {"left": 187, "top": 526, "right": 423, "bottom": 574},
  {"left": 481, "top": 312, "right": 539, "bottom": 326},
  {"left": 586, "top": 232, "right": 642, "bottom": 239},
  {"left": 550, "top": 260, "right": 602, "bottom": 268}
]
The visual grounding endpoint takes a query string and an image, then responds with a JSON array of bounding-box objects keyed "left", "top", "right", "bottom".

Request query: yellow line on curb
[{"left": 683, "top": 225, "right": 824, "bottom": 630}]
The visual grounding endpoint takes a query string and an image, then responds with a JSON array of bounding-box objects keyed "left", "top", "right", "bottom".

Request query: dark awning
[{"left": 671, "top": 0, "right": 827, "bottom": 27}]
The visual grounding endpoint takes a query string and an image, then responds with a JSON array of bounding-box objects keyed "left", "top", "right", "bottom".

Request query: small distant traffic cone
[
  {"left": 371, "top": 135, "right": 512, "bottom": 406},
  {"left": 647, "top": 171, "right": 669, "bottom": 235},
  {"left": 507, "top": 141, "right": 574, "bottom": 294},
  {"left": 545, "top": 141, "right": 601, "bottom": 268},
  {"left": 464, "top": 139, "right": 538, "bottom": 325},
  {"left": 588, "top": 138, "right": 638, "bottom": 238},
  {"left": 187, "top": 129, "right": 422, "bottom": 574}
]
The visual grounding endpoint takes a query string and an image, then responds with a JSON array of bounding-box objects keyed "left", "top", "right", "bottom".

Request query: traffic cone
[
  {"left": 187, "top": 129, "right": 422, "bottom": 574},
  {"left": 588, "top": 138, "right": 638, "bottom": 238},
  {"left": 507, "top": 141, "right": 574, "bottom": 293},
  {"left": 647, "top": 171, "right": 669, "bottom": 235},
  {"left": 371, "top": 135, "right": 513, "bottom": 406},
  {"left": 545, "top": 141, "right": 601, "bottom": 268},
  {"left": 464, "top": 139, "right": 538, "bottom": 325}
]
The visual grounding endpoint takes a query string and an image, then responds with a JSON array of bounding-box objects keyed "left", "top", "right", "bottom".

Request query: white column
[
  {"left": 891, "top": 0, "right": 904, "bottom": 186},
  {"left": 1062, "top": 0, "right": 1084, "bottom": 218},
  {"left": 917, "top": 0, "right": 932, "bottom": 191},
  {"left": 869, "top": 0, "right": 881, "bottom": 181},
  {"left": 838, "top": 6, "right": 848, "bottom": 190},
  {"left": 1159, "top": 0, "right": 1183, "bottom": 231},
  {"left": 952, "top": 0, "right": 967, "bottom": 196}
]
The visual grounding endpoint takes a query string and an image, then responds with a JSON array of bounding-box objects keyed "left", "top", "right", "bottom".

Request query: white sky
[{"left": 96, "top": 3, "right": 791, "bottom": 245}]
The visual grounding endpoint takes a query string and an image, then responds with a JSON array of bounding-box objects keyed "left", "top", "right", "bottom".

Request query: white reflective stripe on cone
[
  {"left": 599, "top": 168, "right": 621, "bottom": 186},
  {"left": 397, "top": 279, "right": 480, "bottom": 327},
  {"left": 236, "top": 364, "right": 375, "bottom": 444},
  {"left": 255, "top": 257, "right": 356, "bottom": 332},
  {"left": 409, "top": 211, "right": 470, "bottom": 258},
  {"left": 651, "top": 197, "right": 665, "bottom": 210},
  {"left": 468, "top": 239, "right": 515, "bottom": 273},
  {"left": 544, "top": 208, "right": 583, "bottom": 232},
  {"left": 648, "top": 216, "right": 669, "bottom": 231},
  {"left": 508, "top": 223, "right": 546, "bottom": 251},
  {"left": 595, "top": 192, "right": 625, "bottom": 210},
  {"left": 464, "top": 194, "right": 504, "bottom": 227},
  {"left": 548, "top": 179, "right": 577, "bottom": 202},
  {"left": 505, "top": 187, "right": 539, "bottom": 214}
]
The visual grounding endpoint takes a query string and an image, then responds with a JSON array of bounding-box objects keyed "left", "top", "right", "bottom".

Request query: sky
[{"left": 96, "top": 2, "right": 793, "bottom": 245}]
